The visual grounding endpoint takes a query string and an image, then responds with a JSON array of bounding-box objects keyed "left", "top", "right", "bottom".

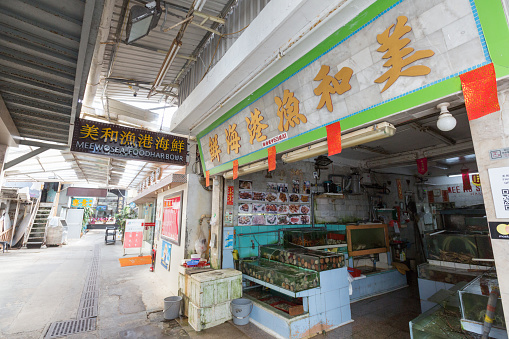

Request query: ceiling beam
[
  {"left": 4, "top": 147, "right": 48, "bottom": 170},
  {"left": 0, "top": 93, "right": 20, "bottom": 146}
]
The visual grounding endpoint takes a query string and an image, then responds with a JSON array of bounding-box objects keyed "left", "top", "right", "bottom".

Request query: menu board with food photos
[{"left": 236, "top": 181, "right": 311, "bottom": 226}]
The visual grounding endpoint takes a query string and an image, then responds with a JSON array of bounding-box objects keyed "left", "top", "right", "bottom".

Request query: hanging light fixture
[
  {"left": 436, "top": 102, "right": 456, "bottom": 131},
  {"left": 125, "top": 2, "right": 162, "bottom": 44}
]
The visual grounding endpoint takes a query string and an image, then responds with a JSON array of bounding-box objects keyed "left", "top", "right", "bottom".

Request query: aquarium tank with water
[{"left": 346, "top": 224, "right": 389, "bottom": 256}]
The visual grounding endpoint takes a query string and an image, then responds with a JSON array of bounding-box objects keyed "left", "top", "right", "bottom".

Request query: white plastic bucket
[
  {"left": 163, "top": 296, "right": 182, "bottom": 320},
  {"left": 230, "top": 298, "right": 253, "bottom": 325}
]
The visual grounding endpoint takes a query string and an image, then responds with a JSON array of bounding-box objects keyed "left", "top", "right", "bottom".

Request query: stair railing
[{"left": 23, "top": 196, "right": 41, "bottom": 247}]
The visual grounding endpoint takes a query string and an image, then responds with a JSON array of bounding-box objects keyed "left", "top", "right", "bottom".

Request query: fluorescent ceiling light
[
  {"left": 223, "top": 161, "right": 269, "bottom": 180},
  {"left": 447, "top": 172, "right": 479, "bottom": 178},
  {"left": 281, "top": 122, "right": 396, "bottom": 163}
]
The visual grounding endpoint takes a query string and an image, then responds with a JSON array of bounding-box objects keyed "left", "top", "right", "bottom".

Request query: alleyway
[
  {"left": 0, "top": 231, "right": 420, "bottom": 339},
  {"left": 0, "top": 231, "right": 269, "bottom": 339}
]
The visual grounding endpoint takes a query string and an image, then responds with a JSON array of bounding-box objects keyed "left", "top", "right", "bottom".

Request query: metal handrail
[{"left": 23, "top": 196, "right": 40, "bottom": 246}]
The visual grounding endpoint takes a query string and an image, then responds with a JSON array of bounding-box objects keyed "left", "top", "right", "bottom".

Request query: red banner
[
  {"left": 442, "top": 190, "right": 449, "bottom": 202},
  {"left": 326, "top": 121, "right": 342, "bottom": 156},
  {"left": 462, "top": 169, "right": 472, "bottom": 191},
  {"left": 233, "top": 160, "right": 238, "bottom": 180},
  {"left": 460, "top": 63, "right": 500, "bottom": 120},
  {"left": 427, "top": 190, "right": 434, "bottom": 203},
  {"left": 268, "top": 146, "right": 276, "bottom": 172},
  {"left": 206, "top": 170, "right": 210, "bottom": 187},
  {"left": 227, "top": 186, "right": 234, "bottom": 205},
  {"left": 416, "top": 157, "right": 428, "bottom": 175}
]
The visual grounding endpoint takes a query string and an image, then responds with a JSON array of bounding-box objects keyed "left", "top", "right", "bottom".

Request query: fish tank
[
  {"left": 240, "top": 259, "right": 319, "bottom": 292},
  {"left": 459, "top": 272, "right": 506, "bottom": 330},
  {"left": 424, "top": 232, "right": 494, "bottom": 264},
  {"left": 418, "top": 263, "right": 480, "bottom": 285},
  {"left": 410, "top": 303, "right": 466, "bottom": 339},
  {"left": 282, "top": 228, "right": 327, "bottom": 247},
  {"left": 259, "top": 245, "right": 345, "bottom": 271},
  {"left": 346, "top": 224, "right": 389, "bottom": 257}
]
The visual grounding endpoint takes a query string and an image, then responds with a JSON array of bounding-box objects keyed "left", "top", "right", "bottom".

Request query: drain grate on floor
[
  {"left": 77, "top": 305, "right": 98, "bottom": 319},
  {"left": 82, "top": 290, "right": 99, "bottom": 300},
  {"left": 45, "top": 318, "right": 96, "bottom": 338}
]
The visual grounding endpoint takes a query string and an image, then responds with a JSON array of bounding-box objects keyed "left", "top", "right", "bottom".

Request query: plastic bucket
[
  {"left": 230, "top": 298, "right": 253, "bottom": 325},
  {"left": 163, "top": 296, "right": 182, "bottom": 320}
]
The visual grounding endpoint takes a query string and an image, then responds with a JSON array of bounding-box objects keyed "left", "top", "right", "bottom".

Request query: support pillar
[
  {"left": 210, "top": 175, "right": 224, "bottom": 269},
  {"left": 0, "top": 144, "right": 7, "bottom": 189},
  {"left": 469, "top": 89, "right": 509, "bottom": 329}
]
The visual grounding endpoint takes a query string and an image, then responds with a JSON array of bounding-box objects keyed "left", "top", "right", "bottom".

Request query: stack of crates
[{"left": 187, "top": 269, "right": 242, "bottom": 331}]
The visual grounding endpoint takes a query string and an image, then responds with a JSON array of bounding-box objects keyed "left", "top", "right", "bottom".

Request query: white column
[
  {"left": 210, "top": 175, "right": 224, "bottom": 269},
  {"left": 0, "top": 144, "right": 7, "bottom": 189},
  {"left": 469, "top": 89, "right": 509, "bottom": 328}
]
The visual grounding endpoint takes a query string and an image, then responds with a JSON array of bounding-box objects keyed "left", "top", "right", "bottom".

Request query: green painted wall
[{"left": 197, "top": 0, "right": 509, "bottom": 176}]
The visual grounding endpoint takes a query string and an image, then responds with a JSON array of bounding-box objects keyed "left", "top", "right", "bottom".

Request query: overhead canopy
[{"left": 0, "top": 0, "right": 105, "bottom": 145}]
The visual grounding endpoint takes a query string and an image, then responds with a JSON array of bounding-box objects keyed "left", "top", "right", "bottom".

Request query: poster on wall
[
  {"left": 162, "top": 191, "right": 183, "bottom": 245},
  {"left": 223, "top": 227, "right": 234, "bottom": 250},
  {"left": 161, "top": 239, "right": 172, "bottom": 270},
  {"left": 488, "top": 167, "right": 509, "bottom": 218},
  {"left": 123, "top": 219, "right": 144, "bottom": 250}
]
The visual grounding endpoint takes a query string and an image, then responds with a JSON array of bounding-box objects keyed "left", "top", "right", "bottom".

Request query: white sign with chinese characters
[
  {"left": 488, "top": 167, "right": 509, "bottom": 219},
  {"left": 199, "top": 0, "right": 489, "bottom": 172}
]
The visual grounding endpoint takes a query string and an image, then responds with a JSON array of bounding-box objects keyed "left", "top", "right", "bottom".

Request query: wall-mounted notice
[
  {"left": 488, "top": 167, "right": 509, "bottom": 218},
  {"left": 161, "top": 239, "right": 172, "bottom": 270},
  {"left": 123, "top": 219, "right": 144, "bottom": 249},
  {"left": 162, "top": 192, "right": 183, "bottom": 245}
]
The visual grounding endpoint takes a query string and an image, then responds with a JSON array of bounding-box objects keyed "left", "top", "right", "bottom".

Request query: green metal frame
[{"left": 197, "top": 0, "right": 509, "bottom": 176}]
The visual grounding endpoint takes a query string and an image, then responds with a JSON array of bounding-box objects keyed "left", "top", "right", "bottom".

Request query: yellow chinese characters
[
  {"left": 171, "top": 139, "right": 185, "bottom": 152},
  {"left": 120, "top": 131, "right": 137, "bottom": 146},
  {"left": 100, "top": 128, "right": 118, "bottom": 142},
  {"left": 314, "top": 65, "right": 353, "bottom": 112},
  {"left": 225, "top": 124, "right": 241, "bottom": 154},
  {"left": 80, "top": 124, "right": 99, "bottom": 140},
  {"left": 245, "top": 109, "right": 268, "bottom": 144},
  {"left": 275, "top": 90, "right": 306, "bottom": 132},
  {"left": 155, "top": 136, "right": 169, "bottom": 151},
  {"left": 375, "top": 16, "right": 434, "bottom": 92},
  {"left": 209, "top": 134, "right": 221, "bottom": 162},
  {"left": 138, "top": 134, "right": 153, "bottom": 149}
]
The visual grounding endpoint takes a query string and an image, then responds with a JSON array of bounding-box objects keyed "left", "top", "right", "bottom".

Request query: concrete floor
[{"left": 0, "top": 231, "right": 420, "bottom": 339}]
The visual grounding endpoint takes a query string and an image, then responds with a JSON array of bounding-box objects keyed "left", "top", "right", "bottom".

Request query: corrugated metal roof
[
  {"left": 95, "top": 0, "right": 268, "bottom": 106},
  {"left": 0, "top": 0, "right": 104, "bottom": 144}
]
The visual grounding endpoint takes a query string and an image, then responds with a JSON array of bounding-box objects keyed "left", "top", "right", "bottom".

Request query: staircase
[{"left": 26, "top": 203, "right": 53, "bottom": 249}]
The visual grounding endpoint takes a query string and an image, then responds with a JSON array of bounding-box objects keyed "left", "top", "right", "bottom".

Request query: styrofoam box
[
  {"left": 188, "top": 300, "right": 232, "bottom": 331},
  {"left": 189, "top": 269, "right": 242, "bottom": 308}
]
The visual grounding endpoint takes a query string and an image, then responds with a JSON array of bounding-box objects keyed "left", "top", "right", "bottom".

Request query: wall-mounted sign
[
  {"left": 489, "top": 222, "right": 509, "bottom": 240},
  {"left": 96, "top": 205, "right": 108, "bottom": 211},
  {"left": 198, "top": 0, "right": 489, "bottom": 173},
  {"left": 71, "top": 198, "right": 93, "bottom": 208},
  {"left": 488, "top": 167, "right": 509, "bottom": 218},
  {"left": 71, "top": 118, "right": 187, "bottom": 165},
  {"left": 226, "top": 186, "right": 234, "bottom": 205},
  {"left": 490, "top": 148, "right": 509, "bottom": 161},
  {"left": 162, "top": 192, "right": 183, "bottom": 245}
]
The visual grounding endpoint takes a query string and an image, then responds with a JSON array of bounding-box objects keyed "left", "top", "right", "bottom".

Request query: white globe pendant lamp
[{"left": 436, "top": 102, "right": 456, "bottom": 131}]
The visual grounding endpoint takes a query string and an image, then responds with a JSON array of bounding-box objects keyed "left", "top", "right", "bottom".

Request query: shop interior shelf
[
  {"left": 307, "top": 244, "right": 348, "bottom": 250},
  {"left": 240, "top": 259, "right": 319, "bottom": 293},
  {"left": 260, "top": 245, "right": 345, "bottom": 271},
  {"left": 242, "top": 274, "right": 319, "bottom": 298}
]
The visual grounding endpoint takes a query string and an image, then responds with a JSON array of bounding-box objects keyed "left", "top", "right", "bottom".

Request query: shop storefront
[{"left": 189, "top": 0, "right": 509, "bottom": 337}]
